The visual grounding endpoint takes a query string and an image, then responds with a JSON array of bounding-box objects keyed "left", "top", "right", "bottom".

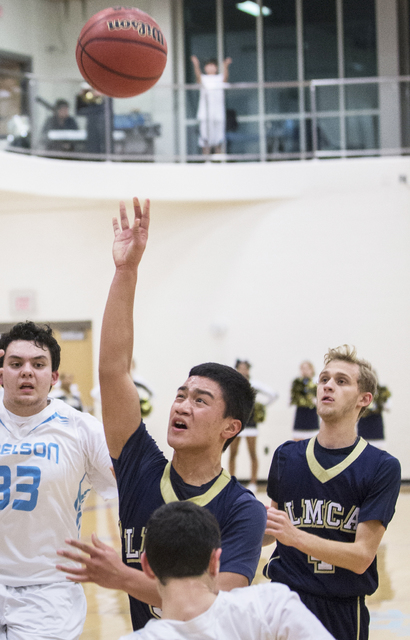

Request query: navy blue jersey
[
  {"left": 264, "top": 437, "right": 401, "bottom": 599},
  {"left": 113, "top": 422, "right": 267, "bottom": 630}
]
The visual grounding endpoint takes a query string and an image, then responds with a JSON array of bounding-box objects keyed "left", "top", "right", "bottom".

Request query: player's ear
[
  {"left": 358, "top": 392, "right": 372, "bottom": 410},
  {"left": 222, "top": 418, "right": 241, "bottom": 441},
  {"left": 51, "top": 370, "right": 59, "bottom": 387},
  {"left": 208, "top": 548, "right": 222, "bottom": 578},
  {"left": 141, "top": 552, "right": 156, "bottom": 580}
]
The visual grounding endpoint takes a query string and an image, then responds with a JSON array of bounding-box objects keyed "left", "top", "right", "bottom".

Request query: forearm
[
  {"left": 291, "top": 529, "right": 373, "bottom": 574},
  {"left": 99, "top": 267, "right": 137, "bottom": 381},
  {"left": 121, "top": 564, "right": 161, "bottom": 607}
]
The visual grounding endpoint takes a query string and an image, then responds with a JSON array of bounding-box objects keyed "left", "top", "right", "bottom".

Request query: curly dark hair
[{"left": 0, "top": 322, "right": 61, "bottom": 372}]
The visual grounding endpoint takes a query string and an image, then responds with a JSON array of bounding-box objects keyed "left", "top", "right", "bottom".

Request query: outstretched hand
[
  {"left": 57, "top": 534, "right": 128, "bottom": 590},
  {"left": 112, "top": 197, "right": 150, "bottom": 271}
]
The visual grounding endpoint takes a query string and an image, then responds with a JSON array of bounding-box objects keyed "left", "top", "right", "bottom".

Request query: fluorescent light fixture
[{"left": 236, "top": 1, "right": 272, "bottom": 17}]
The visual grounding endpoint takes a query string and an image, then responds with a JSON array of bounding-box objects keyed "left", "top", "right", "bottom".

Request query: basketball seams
[
  {"left": 77, "top": 41, "right": 162, "bottom": 82},
  {"left": 81, "top": 37, "right": 167, "bottom": 58}
]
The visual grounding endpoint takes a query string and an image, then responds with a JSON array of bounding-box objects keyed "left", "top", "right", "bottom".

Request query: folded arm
[{"left": 265, "top": 500, "right": 385, "bottom": 574}]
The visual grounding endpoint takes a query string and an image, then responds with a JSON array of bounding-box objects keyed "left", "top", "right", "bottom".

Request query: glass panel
[
  {"left": 263, "top": 0, "right": 297, "bottom": 82},
  {"left": 266, "top": 118, "right": 300, "bottom": 153},
  {"left": 345, "top": 84, "right": 378, "bottom": 110},
  {"left": 303, "top": 0, "right": 338, "bottom": 80},
  {"left": 316, "top": 117, "right": 340, "bottom": 150},
  {"left": 187, "top": 123, "right": 200, "bottom": 156},
  {"left": 226, "top": 120, "right": 260, "bottom": 155},
  {"left": 184, "top": 0, "right": 217, "bottom": 84},
  {"left": 343, "top": 0, "right": 377, "bottom": 78},
  {"left": 225, "top": 88, "right": 258, "bottom": 116},
  {"left": 315, "top": 86, "right": 339, "bottom": 112},
  {"left": 223, "top": 0, "right": 258, "bottom": 82},
  {"left": 265, "top": 88, "right": 299, "bottom": 115},
  {"left": 346, "top": 115, "right": 379, "bottom": 150}
]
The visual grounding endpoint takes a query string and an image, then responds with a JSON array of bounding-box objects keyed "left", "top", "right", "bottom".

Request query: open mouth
[
  {"left": 321, "top": 396, "right": 333, "bottom": 403},
  {"left": 173, "top": 421, "right": 187, "bottom": 430}
]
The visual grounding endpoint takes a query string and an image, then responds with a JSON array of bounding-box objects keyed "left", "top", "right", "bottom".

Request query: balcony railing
[{"left": 1, "top": 70, "right": 410, "bottom": 162}]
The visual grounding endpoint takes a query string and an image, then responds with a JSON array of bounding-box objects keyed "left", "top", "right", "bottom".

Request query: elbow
[{"left": 351, "top": 554, "right": 375, "bottom": 575}]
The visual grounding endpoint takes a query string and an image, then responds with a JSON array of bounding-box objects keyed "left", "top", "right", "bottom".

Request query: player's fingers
[
  {"left": 57, "top": 549, "right": 87, "bottom": 563},
  {"left": 119, "top": 201, "right": 129, "bottom": 230},
  {"left": 141, "top": 198, "right": 150, "bottom": 231},
  {"left": 133, "top": 197, "right": 142, "bottom": 222},
  {"left": 56, "top": 561, "right": 89, "bottom": 575},
  {"left": 62, "top": 538, "right": 96, "bottom": 554},
  {"left": 112, "top": 216, "right": 120, "bottom": 236},
  {"left": 90, "top": 532, "right": 111, "bottom": 551}
]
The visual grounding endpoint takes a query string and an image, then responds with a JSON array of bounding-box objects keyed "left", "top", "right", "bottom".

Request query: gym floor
[{"left": 78, "top": 485, "right": 410, "bottom": 640}]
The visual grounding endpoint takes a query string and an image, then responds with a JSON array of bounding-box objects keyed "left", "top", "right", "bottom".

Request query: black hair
[
  {"left": 188, "top": 362, "right": 256, "bottom": 450},
  {"left": 145, "top": 502, "right": 221, "bottom": 585},
  {"left": 55, "top": 99, "right": 69, "bottom": 110},
  {"left": 235, "top": 359, "right": 251, "bottom": 369},
  {"left": 205, "top": 58, "right": 218, "bottom": 67},
  {"left": 0, "top": 322, "right": 61, "bottom": 372}
]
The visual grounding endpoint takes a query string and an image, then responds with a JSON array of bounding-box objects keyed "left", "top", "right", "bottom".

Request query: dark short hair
[
  {"left": 188, "top": 362, "right": 256, "bottom": 450},
  {"left": 0, "top": 322, "right": 61, "bottom": 372},
  {"left": 145, "top": 502, "right": 221, "bottom": 585},
  {"left": 55, "top": 99, "right": 69, "bottom": 110}
]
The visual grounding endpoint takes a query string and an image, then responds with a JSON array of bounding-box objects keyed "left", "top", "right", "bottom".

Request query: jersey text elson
[{"left": 0, "top": 442, "right": 59, "bottom": 463}]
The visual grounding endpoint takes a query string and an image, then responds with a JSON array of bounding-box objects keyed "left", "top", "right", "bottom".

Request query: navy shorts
[{"left": 296, "top": 591, "right": 370, "bottom": 640}]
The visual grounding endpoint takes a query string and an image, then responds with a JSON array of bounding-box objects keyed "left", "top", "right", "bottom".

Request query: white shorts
[
  {"left": 0, "top": 581, "right": 87, "bottom": 640},
  {"left": 199, "top": 119, "right": 225, "bottom": 147}
]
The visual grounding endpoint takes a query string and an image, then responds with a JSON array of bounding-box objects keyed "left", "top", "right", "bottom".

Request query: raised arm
[
  {"left": 223, "top": 57, "right": 232, "bottom": 82},
  {"left": 99, "top": 198, "right": 150, "bottom": 459},
  {"left": 191, "top": 55, "right": 202, "bottom": 84}
]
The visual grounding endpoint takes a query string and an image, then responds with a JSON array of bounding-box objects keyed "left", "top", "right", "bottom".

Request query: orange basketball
[{"left": 76, "top": 6, "right": 167, "bottom": 98}]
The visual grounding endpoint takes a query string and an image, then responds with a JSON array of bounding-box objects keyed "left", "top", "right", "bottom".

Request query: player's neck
[
  {"left": 159, "top": 576, "right": 218, "bottom": 621},
  {"left": 171, "top": 451, "right": 223, "bottom": 486},
  {"left": 2, "top": 396, "right": 49, "bottom": 418},
  {"left": 317, "top": 419, "right": 358, "bottom": 449}
]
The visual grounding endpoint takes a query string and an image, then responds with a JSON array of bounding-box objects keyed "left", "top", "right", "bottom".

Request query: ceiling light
[{"left": 236, "top": 1, "right": 272, "bottom": 17}]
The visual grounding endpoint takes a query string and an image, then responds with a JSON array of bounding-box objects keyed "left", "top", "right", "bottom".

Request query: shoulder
[
  {"left": 221, "top": 478, "right": 267, "bottom": 524},
  {"left": 364, "top": 442, "right": 401, "bottom": 475}
]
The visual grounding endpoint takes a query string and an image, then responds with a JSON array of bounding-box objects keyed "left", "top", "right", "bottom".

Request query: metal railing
[{"left": 1, "top": 70, "right": 410, "bottom": 162}]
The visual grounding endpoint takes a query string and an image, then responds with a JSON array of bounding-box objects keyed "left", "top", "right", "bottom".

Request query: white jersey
[
  {"left": 197, "top": 73, "right": 226, "bottom": 122},
  {"left": 121, "top": 583, "right": 335, "bottom": 640},
  {"left": 0, "top": 397, "right": 117, "bottom": 586}
]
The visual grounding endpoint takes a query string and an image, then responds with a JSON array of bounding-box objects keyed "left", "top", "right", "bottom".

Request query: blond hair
[{"left": 324, "top": 345, "right": 378, "bottom": 418}]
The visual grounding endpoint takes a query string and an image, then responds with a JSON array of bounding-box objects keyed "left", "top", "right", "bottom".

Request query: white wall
[{"left": 0, "top": 154, "right": 409, "bottom": 480}]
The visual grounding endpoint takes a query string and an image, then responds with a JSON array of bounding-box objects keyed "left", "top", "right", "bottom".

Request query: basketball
[{"left": 76, "top": 6, "right": 167, "bottom": 98}]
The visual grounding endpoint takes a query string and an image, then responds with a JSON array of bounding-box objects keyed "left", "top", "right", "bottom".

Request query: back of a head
[
  {"left": 189, "top": 362, "right": 256, "bottom": 449},
  {"left": 145, "top": 502, "right": 221, "bottom": 585},
  {"left": 324, "top": 344, "right": 377, "bottom": 399},
  {"left": 0, "top": 321, "right": 61, "bottom": 372}
]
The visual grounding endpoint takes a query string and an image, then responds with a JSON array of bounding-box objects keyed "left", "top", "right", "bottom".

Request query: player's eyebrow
[
  {"left": 319, "top": 369, "right": 352, "bottom": 382},
  {"left": 177, "top": 385, "right": 215, "bottom": 399},
  {"left": 7, "top": 354, "right": 48, "bottom": 362}
]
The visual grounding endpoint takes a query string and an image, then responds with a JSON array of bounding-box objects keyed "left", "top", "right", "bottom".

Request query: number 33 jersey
[{"left": 0, "top": 398, "right": 117, "bottom": 586}]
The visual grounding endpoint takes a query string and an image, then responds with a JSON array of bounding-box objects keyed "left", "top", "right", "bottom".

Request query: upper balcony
[{"left": 2, "top": 70, "right": 410, "bottom": 164}]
